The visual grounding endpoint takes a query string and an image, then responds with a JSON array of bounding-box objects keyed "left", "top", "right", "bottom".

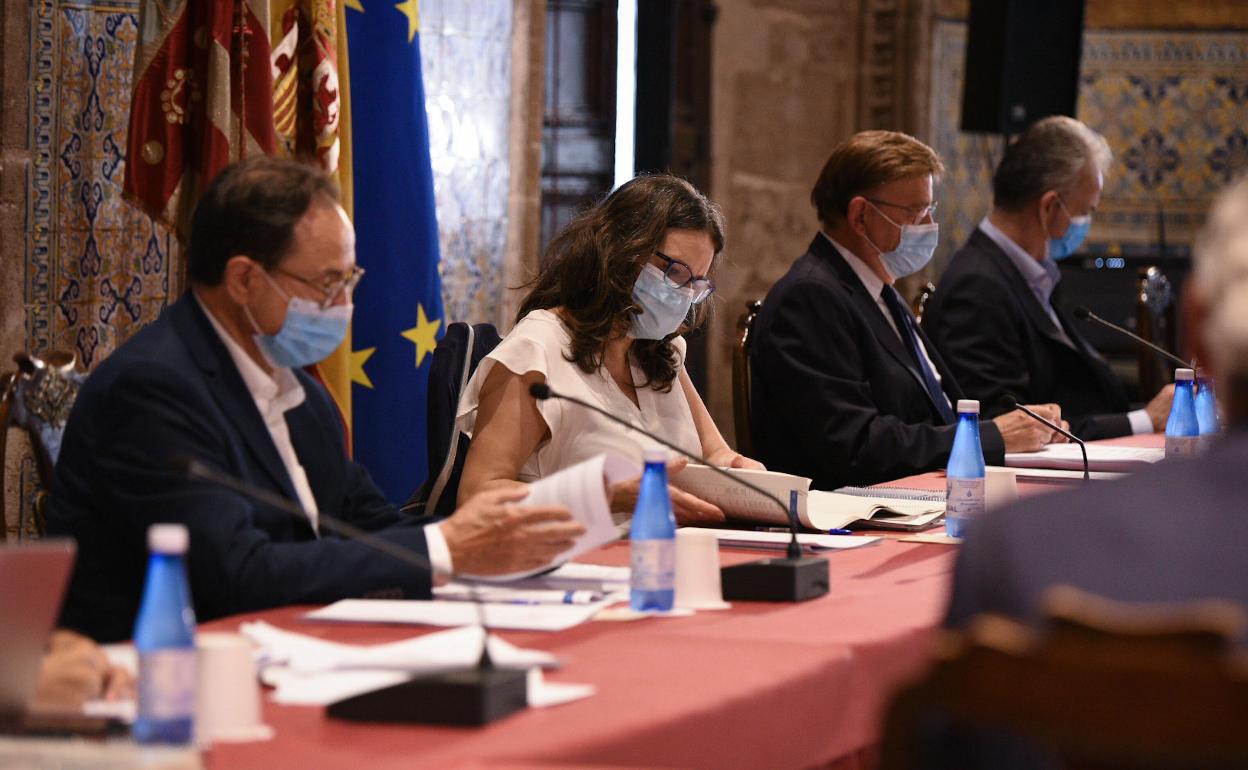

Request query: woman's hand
[
  {"left": 610, "top": 458, "right": 726, "bottom": 526},
  {"left": 704, "top": 448, "right": 766, "bottom": 471}
]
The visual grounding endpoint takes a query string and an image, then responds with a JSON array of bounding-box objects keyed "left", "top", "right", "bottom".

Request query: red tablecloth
[{"left": 201, "top": 434, "right": 1164, "bottom": 770}]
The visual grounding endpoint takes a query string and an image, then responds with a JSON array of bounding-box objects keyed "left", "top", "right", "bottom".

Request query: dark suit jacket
[
  {"left": 749, "top": 234, "right": 1005, "bottom": 490},
  {"left": 946, "top": 428, "right": 1248, "bottom": 631},
  {"left": 924, "top": 228, "right": 1132, "bottom": 440},
  {"left": 48, "top": 295, "right": 432, "bottom": 642}
]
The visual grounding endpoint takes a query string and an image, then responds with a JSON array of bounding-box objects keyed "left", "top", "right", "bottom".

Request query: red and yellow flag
[{"left": 124, "top": 0, "right": 354, "bottom": 444}]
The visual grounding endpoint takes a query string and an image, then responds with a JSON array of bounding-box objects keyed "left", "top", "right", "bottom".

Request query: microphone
[
  {"left": 998, "top": 395, "right": 1089, "bottom": 481},
  {"left": 529, "top": 382, "right": 829, "bottom": 603},
  {"left": 1073, "top": 306, "right": 1189, "bottom": 370},
  {"left": 179, "top": 458, "right": 528, "bottom": 726}
]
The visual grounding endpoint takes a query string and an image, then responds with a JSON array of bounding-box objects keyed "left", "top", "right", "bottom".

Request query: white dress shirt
[
  {"left": 975, "top": 220, "right": 1152, "bottom": 435},
  {"left": 822, "top": 233, "right": 952, "bottom": 411},
  {"left": 195, "top": 294, "right": 453, "bottom": 574}
]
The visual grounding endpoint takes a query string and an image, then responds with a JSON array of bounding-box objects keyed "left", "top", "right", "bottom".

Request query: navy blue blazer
[
  {"left": 48, "top": 295, "right": 431, "bottom": 642},
  {"left": 924, "top": 228, "right": 1133, "bottom": 441},
  {"left": 946, "top": 428, "right": 1248, "bottom": 630},
  {"left": 749, "top": 234, "right": 1005, "bottom": 490}
]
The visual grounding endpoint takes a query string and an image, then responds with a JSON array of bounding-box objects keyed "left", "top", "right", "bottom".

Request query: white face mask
[{"left": 863, "top": 202, "right": 940, "bottom": 278}]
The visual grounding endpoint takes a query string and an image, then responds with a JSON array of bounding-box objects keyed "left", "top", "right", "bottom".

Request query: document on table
[
  {"left": 990, "top": 465, "right": 1127, "bottom": 483},
  {"left": 670, "top": 465, "right": 810, "bottom": 526},
  {"left": 804, "top": 491, "right": 944, "bottom": 531},
  {"left": 460, "top": 453, "right": 640, "bottom": 582},
  {"left": 1004, "top": 443, "right": 1163, "bottom": 472},
  {"left": 694, "top": 527, "right": 880, "bottom": 551},
  {"left": 305, "top": 596, "right": 615, "bottom": 631},
  {"left": 240, "top": 621, "right": 593, "bottom": 708}
]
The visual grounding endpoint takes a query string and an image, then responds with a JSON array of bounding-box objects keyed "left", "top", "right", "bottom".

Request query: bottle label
[
  {"left": 630, "top": 539, "right": 675, "bottom": 592},
  {"left": 139, "top": 648, "right": 196, "bottom": 721},
  {"left": 945, "top": 477, "right": 985, "bottom": 519},
  {"left": 1166, "top": 435, "right": 1198, "bottom": 458}
]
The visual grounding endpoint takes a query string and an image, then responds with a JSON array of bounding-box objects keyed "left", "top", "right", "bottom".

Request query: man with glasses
[
  {"left": 924, "top": 116, "right": 1173, "bottom": 440},
  {"left": 48, "top": 157, "right": 583, "bottom": 642},
  {"left": 749, "top": 131, "right": 1059, "bottom": 490}
]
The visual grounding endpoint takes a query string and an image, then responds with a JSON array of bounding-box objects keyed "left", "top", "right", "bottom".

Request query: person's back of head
[{"left": 1191, "top": 173, "right": 1248, "bottom": 425}]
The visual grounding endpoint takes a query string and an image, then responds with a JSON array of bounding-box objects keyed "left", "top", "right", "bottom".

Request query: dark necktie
[{"left": 880, "top": 285, "right": 955, "bottom": 424}]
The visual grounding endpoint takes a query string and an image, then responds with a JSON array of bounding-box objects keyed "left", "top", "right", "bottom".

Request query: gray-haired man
[{"left": 924, "top": 116, "right": 1172, "bottom": 440}]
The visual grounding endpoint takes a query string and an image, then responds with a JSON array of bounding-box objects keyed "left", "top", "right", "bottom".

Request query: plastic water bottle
[
  {"left": 1164, "top": 368, "right": 1199, "bottom": 459},
  {"left": 629, "top": 448, "right": 676, "bottom": 611},
  {"left": 134, "top": 523, "right": 196, "bottom": 744},
  {"left": 945, "top": 399, "right": 986, "bottom": 539},
  {"left": 1194, "top": 373, "right": 1219, "bottom": 453}
]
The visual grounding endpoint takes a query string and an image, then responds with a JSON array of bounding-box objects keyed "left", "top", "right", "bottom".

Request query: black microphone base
[
  {"left": 720, "top": 556, "right": 829, "bottom": 602},
  {"left": 327, "top": 666, "right": 528, "bottom": 726}
]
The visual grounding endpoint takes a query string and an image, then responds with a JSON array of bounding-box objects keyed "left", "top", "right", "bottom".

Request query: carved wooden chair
[
  {"left": 1, "top": 352, "right": 85, "bottom": 540},
  {"left": 732, "top": 300, "right": 763, "bottom": 458},
  {"left": 1136, "top": 266, "right": 1177, "bottom": 398},
  {"left": 879, "top": 586, "right": 1248, "bottom": 770}
]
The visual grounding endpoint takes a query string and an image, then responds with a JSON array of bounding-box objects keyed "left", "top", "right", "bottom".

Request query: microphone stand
[
  {"left": 1001, "top": 401, "right": 1090, "bottom": 482},
  {"left": 1074, "top": 306, "right": 1190, "bottom": 370},
  {"left": 530, "top": 384, "right": 829, "bottom": 602},
  {"left": 183, "top": 459, "right": 528, "bottom": 725}
]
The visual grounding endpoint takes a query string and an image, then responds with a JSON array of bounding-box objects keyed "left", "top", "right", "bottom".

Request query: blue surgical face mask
[
  {"left": 864, "top": 202, "right": 940, "bottom": 279},
  {"left": 247, "top": 271, "right": 352, "bottom": 368},
  {"left": 630, "top": 264, "right": 694, "bottom": 340},
  {"left": 1048, "top": 197, "right": 1091, "bottom": 261}
]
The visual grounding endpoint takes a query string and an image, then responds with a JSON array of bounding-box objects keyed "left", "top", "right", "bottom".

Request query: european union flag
[{"left": 346, "top": 0, "right": 442, "bottom": 503}]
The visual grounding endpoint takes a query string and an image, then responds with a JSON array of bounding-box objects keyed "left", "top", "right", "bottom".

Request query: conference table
[{"left": 201, "top": 435, "right": 1163, "bottom": 770}]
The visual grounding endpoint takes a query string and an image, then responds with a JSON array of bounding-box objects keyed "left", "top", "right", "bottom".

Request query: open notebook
[{"left": 670, "top": 465, "right": 944, "bottom": 532}]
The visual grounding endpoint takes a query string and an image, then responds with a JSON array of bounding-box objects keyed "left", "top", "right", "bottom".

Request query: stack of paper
[
  {"left": 693, "top": 528, "right": 880, "bottom": 552},
  {"left": 804, "top": 491, "right": 944, "bottom": 531},
  {"left": 240, "top": 621, "right": 593, "bottom": 708},
  {"left": 1005, "top": 443, "right": 1163, "bottom": 472}
]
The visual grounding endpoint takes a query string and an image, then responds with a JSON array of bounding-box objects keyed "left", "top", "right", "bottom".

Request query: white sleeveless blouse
[{"left": 456, "top": 309, "right": 702, "bottom": 482}]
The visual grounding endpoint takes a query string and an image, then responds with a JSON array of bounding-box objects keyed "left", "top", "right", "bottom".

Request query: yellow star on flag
[
  {"left": 400, "top": 303, "right": 441, "bottom": 368},
  {"left": 350, "top": 347, "right": 376, "bottom": 388},
  {"left": 345, "top": 0, "right": 364, "bottom": 12},
  {"left": 394, "top": 0, "right": 420, "bottom": 43}
]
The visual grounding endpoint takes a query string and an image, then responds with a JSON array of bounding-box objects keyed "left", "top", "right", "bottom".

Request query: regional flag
[{"left": 345, "top": 0, "right": 443, "bottom": 503}]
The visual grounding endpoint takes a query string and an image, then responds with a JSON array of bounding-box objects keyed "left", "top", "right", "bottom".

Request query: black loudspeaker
[{"left": 961, "top": 0, "right": 1086, "bottom": 134}]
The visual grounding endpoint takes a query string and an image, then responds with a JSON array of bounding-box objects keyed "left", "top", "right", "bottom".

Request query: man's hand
[
  {"left": 440, "top": 487, "right": 585, "bottom": 576},
  {"left": 1145, "top": 383, "right": 1176, "bottom": 432},
  {"left": 610, "top": 458, "right": 727, "bottom": 527},
  {"left": 34, "top": 630, "right": 134, "bottom": 708},
  {"left": 993, "top": 404, "right": 1064, "bottom": 453}
]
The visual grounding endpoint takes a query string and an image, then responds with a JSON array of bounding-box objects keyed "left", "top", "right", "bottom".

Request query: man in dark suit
[
  {"left": 48, "top": 158, "right": 583, "bottom": 642},
  {"left": 749, "top": 131, "right": 1060, "bottom": 490},
  {"left": 947, "top": 172, "right": 1248, "bottom": 629},
  {"left": 925, "top": 116, "right": 1173, "bottom": 440}
]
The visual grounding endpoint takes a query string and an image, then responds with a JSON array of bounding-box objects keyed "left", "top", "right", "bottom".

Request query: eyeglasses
[
  {"left": 653, "top": 250, "right": 715, "bottom": 304},
  {"left": 865, "top": 198, "right": 938, "bottom": 225},
  {"left": 272, "top": 265, "right": 365, "bottom": 309}
]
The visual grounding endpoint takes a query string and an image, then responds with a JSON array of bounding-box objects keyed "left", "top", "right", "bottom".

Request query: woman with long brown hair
[{"left": 456, "top": 174, "right": 764, "bottom": 523}]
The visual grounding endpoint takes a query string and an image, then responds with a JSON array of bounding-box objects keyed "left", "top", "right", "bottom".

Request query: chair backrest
[
  {"left": 879, "top": 586, "right": 1248, "bottom": 770},
  {"left": 402, "top": 322, "right": 502, "bottom": 519},
  {"left": 1136, "top": 266, "right": 1177, "bottom": 398},
  {"left": 1, "top": 352, "right": 84, "bottom": 541},
  {"left": 732, "top": 300, "right": 763, "bottom": 458}
]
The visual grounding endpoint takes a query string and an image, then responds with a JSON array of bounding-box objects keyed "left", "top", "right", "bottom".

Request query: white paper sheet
[
  {"left": 1004, "top": 443, "right": 1163, "bottom": 472},
  {"left": 692, "top": 528, "right": 880, "bottom": 551},
  {"left": 240, "top": 621, "right": 556, "bottom": 673},
  {"left": 303, "top": 597, "right": 613, "bottom": 631},
  {"left": 461, "top": 453, "right": 639, "bottom": 582},
  {"left": 988, "top": 465, "right": 1127, "bottom": 482},
  {"left": 804, "top": 491, "right": 944, "bottom": 531},
  {"left": 238, "top": 622, "right": 593, "bottom": 709}
]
